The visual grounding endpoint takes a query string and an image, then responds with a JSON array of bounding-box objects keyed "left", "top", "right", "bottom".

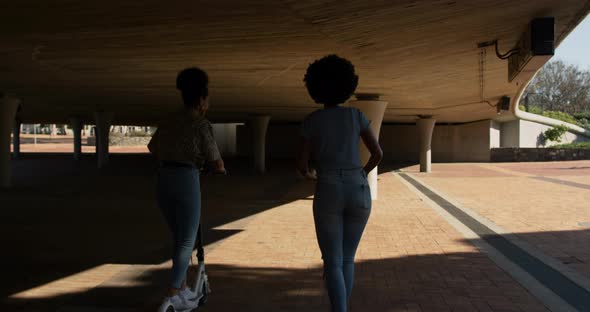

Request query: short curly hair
[
  {"left": 176, "top": 67, "right": 209, "bottom": 108},
  {"left": 304, "top": 55, "right": 358, "bottom": 105}
]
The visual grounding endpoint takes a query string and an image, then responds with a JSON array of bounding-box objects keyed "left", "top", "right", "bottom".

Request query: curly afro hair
[
  {"left": 304, "top": 55, "right": 358, "bottom": 105},
  {"left": 176, "top": 67, "right": 209, "bottom": 108}
]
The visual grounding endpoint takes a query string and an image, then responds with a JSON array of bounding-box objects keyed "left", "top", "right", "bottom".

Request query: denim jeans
[
  {"left": 156, "top": 164, "right": 201, "bottom": 289},
  {"left": 313, "top": 168, "right": 371, "bottom": 312}
]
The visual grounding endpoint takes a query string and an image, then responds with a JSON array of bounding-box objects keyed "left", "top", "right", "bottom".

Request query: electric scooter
[
  {"left": 191, "top": 225, "right": 211, "bottom": 307},
  {"left": 158, "top": 225, "right": 211, "bottom": 312}
]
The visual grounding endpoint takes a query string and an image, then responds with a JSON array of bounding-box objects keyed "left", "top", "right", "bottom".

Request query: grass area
[
  {"left": 541, "top": 111, "right": 579, "bottom": 125},
  {"left": 519, "top": 105, "right": 590, "bottom": 130},
  {"left": 550, "top": 142, "right": 590, "bottom": 149}
]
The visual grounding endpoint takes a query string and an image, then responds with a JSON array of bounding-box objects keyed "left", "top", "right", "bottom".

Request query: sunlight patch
[{"left": 10, "top": 264, "right": 129, "bottom": 299}]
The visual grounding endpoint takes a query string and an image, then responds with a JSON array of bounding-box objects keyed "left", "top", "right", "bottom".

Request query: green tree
[
  {"left": 542, "top": 125, "right": 569, "bottom": 144},
  {"left": 523, "top": 60, "right": 590, "bottom": 114}
]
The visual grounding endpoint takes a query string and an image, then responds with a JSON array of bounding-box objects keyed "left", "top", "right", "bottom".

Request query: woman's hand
[
  {"left": 303, "top": 168, "right": 317, "bottom": 180},
  {"left": 207, "top": 159, "right": 226, "bottom": 175},
  {"left": 212, "top": 168, "right": 227, "bottom": 175},
  {"left": 296, "top": 168, "right": 316, "bottom": 181}
]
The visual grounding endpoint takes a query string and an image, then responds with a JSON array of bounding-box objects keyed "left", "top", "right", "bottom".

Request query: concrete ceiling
[{"left": 1, "top": 0, "right": 589, "bottom": 125}]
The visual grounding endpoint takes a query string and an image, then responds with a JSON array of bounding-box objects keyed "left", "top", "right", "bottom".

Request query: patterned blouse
[{"left": 148, "top": 111, "right": 221, "bottom": 167}]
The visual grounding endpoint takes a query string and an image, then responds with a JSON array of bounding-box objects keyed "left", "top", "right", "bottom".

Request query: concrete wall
[
  {"left": 500, "top": 120, "right": 520, "bottom": 147},
  {"left": 236, "top": 123, "right": 300, "bottom": 160},
  {"left": 212, "top": 123, "right": 240, "bottom": 158},
  {"left": 379, "top": 124, "right": 418, "bottom": 163},
  {"left": 490, "top": 121, "right": 501, "bottom": 148},
  {"left": 520, "top": 119, "right": 590, "bottom": 147},
  {"left": 236, "top": 124, "right": 248, "bottom": 158},
  {"left": 447, "top": 120, "right": 493, "bottom": 162},
  {"left": 266, "top": 124, "right": 300, "bottom": 159},
  {"left": 232, "top": 118, "right": 589, "bottom": 164},
  {"left": 380, "top": 120, "right": 493, "bottom": 162},
  {"left": 241, "top": 120, "right": 495, "bottom": 163},
  {"left": 501, "top": 119, "right": 590, "bottom": 148}
]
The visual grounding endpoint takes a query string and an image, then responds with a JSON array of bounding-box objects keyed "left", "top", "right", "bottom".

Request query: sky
[{"left": 554, "top": 15, "right": 590, "bottom": 69}]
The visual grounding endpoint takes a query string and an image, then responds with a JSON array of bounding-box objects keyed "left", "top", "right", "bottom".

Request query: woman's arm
[
  {"left": 200, "top": 121, "right": 226, "bottom": 174},
  {"left": 296, "top": 136, "right": 312, "bottom": 178},
  {"left": 360, "top": 128, "right": 383, "bottom": 174}
]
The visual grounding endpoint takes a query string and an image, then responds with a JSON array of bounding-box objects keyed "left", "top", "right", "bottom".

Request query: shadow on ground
[
  {"left": 2, "top": 154, "right": 579, "bottom": 312},
  {"left": 0, "top": 154, "right": 314, "bottom": 300},
  {"left": 3, "top": 249, "right": 552, "bottom": 312}
]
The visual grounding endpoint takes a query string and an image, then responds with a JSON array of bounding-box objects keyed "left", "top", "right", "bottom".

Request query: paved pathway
[
  {"left": 404, "top": 161, "right": 590, "bottom": 281},
  {"left": 3, "top": 156, "right": 568, "bottom": 311}
]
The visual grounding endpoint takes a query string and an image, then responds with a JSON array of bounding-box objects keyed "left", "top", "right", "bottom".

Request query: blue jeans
[
  {"left": 156, "top": 164, "right": 201, "bottom": 289},
  {"left": 313, "top": 168, "right": 371, "bottom": 312}
]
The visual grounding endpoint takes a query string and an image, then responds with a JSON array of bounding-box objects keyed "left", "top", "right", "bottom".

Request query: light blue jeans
[
  {"left": 156, "top": 163, "right": 201, "bottom": 289},
  {"left": 313, "top": 168, "right": 371, "bottom": 312}
]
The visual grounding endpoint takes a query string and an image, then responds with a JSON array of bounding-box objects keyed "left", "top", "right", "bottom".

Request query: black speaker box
[{"left": 531, "top": 17, "right": 555, "bottom": 56}]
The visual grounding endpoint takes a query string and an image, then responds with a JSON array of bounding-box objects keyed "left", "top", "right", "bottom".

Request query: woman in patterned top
[{"left": 148, "top": 67, "right": 225, "bottom": 311}]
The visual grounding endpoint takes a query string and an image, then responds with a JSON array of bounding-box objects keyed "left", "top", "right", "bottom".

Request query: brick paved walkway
[
  {"left": 404, "top": 161, "right": 590, "bottom": 281},
  {"left": 197, "top": 172, "right": 549, "bottom": 312},
  {"left": 1, "top": 155, "right": 561, "bottom": 311}
]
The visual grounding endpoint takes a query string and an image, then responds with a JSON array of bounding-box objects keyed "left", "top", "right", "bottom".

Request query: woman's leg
[
  {"left": 313, "top": 181, "right": 347, "bottom": 312},
  {"left": 170, "top": 171, "right": 201, "bottom": 289},
  {"left": 156, "top": 170, "right": 180, "bottom": 291},
  {"left": 157, "top": 168, "right": 201, "bottom": 290},
  {"left": 342, "top": 181, "right": 371, "bottom": 301}
]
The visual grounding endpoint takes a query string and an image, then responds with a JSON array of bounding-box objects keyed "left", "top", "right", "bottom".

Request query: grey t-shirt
[{"left": 300, "top": 106, "right": 370, "bottom": 171}]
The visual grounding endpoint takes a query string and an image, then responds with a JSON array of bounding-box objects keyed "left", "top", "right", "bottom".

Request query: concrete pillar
[
  {"left": 0, "top": 96, "right": 21, "bottom": 187},
  {"left": 94, "top": 112, "right": 112, "bottom": 168},
  {"left": 12, "top": 120, "right": 21, "bottom": 159},
  {"left": 417, "top": 116, "right": 436, "bottom": 173},
  {"left": 348, "top": 94, "right": 388, "bottom": 199},
  {"left": 250, "top": 115, "right": 271, "bottom": 173},
  {"left": 70, "top": 117, "right": 83, "bottom": 160}
]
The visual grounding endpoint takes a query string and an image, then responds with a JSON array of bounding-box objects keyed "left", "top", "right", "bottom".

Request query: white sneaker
[
  {"left": 158, "top": 292, "right": 199, "bottom": 312},
  {"left": 180, "top": 287, "right": 197, "bottom": 300}
]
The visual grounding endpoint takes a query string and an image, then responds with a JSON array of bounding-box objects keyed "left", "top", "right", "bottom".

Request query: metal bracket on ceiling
[{"left": 355, "top": 93, "right": 381, "bottom": 101}]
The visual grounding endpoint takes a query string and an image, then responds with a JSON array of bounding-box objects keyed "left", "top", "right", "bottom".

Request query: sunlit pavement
[
  {"left": 405, "top": 161, "right": 590, "bottom": 280},
  {"left": 2, "top": 154, "right": 589, "bottom": 311}
]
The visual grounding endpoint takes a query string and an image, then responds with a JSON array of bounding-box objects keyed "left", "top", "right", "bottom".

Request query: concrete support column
[
  {"left": 348, "top": 94, "right": 388, "bottom": 199},
  {"left": 0, "top": 96, "right": 21, "bottom": 187},
  {"left": 94, "top": 112, "right": 113, "bottom": 168},
  {"left": 69, "top": 117, "right": 83, "bottom": 160},
  {"left": 417, "top": 116, "right": 436, "bottom": 173},
  {"left": 12, "top": 120, "right": 21, "bottom": 159},
  {"left": 250, "top": 115, "right": 271, "bottom": 174}
]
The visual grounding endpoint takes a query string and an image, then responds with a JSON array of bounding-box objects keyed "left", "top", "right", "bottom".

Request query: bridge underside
[
  {"left": 2, "top": 4, "right": 590, "bottom": 309},
  {"left": 1, "top": 1, "right": 589, "bottom": 125}
]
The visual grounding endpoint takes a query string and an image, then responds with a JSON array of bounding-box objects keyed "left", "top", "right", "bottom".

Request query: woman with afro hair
[{"left": 298, "top": 55, "right": 383, "bottom": 312}]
